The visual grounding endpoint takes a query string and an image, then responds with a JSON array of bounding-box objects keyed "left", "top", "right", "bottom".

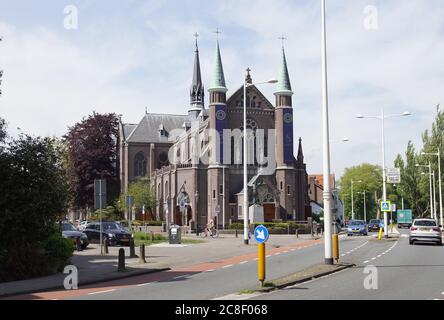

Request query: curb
[
  {"left": 0, "top": 267, "right": 170, "bottom": 299},
  {"left": 252, "top": 263, "right": 355, "bottom": 293}
]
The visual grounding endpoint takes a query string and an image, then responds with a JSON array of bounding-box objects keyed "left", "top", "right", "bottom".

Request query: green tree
[
  {"left": 0, "top": 131, "right": 71, "bottom": 281},
  {"left": 118, "top": 180, "right": 157, "bottom": 217},
  {"left": 338, "top": 164, "right": 382, "bottom": 221},
  {"left": 393, "top": 142, "right": 428, "bottom": 217}
]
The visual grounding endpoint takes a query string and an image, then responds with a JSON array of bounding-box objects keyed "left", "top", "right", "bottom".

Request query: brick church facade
[{"left": 119, "top": 37, "right": 311, "bottom": 230}]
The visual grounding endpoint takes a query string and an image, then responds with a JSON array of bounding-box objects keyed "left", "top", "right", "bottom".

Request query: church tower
[
  {"left": 207, "top": 39, "right": 229, "bottom": 227},
  {"left": 274, "top": 45, "right": 296, "bottom": 219},
  {"left": 188, "top": 35, "right": 205, "bottom": 119}
]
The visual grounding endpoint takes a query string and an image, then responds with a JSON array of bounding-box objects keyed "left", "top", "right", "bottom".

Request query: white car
[
  {"left": 77, "top": 220, "right": 89, "bottom": 231},
  {"left": 409, "top": 219, "right": 442, "bottom": 246}
]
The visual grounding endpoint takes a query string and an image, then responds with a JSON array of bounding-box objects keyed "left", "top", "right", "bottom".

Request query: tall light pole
[
  {"left": 417, "top": 163, "right": 433, "bottom": 219},
  {"left": 361, "top": 191, "right": 367, "bottom": 223},
  {"left": 321, "top": 0, "right": 334, "bottom": 265},
  {"left": 433, "top": 170, "right": 437, "bottom": 220},
  {"left": 351, "top": 180, "right": 362, "bottom": 220},
  {"left": 422, "top": 149, "right": 443, "bottom": 226},
  {"left": 357, "top": 110, "right": 411, "bottom": 237},
  {"left": 243, "top": 76, "right": 278, "bottom": 245}
]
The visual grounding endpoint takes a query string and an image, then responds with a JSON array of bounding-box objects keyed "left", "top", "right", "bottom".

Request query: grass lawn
[{"left": 133, "top": 232, "right": 205, "bottom": 246}]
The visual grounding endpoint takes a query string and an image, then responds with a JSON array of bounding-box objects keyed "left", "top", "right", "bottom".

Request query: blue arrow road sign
[{"left": 254, "top": 225, "right": 269, "bottom": 244}]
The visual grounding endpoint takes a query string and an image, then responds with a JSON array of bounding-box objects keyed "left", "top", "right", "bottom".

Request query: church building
[{"left": 119, "top": 36, "right": 311, "bottom": 230}]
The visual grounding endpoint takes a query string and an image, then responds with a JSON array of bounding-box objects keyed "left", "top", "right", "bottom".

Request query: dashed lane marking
[
  {"left": 222, "top": 264, "right": 233, "bottom": 269},
  {"left": 87, "top": 289, "right": 116, "bottom": 295}
]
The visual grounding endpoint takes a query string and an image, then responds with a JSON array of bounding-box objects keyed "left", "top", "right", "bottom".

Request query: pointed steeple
[
  {"left": 189, "top": 33, "right": 204, "bottom": 116},
  {"left": 275, "top": 46, "right": 293, "bottom": 96},
  {"left": 297, "top": 137, "right": 304, "bottom": 162},
  {"left": 209, "top": 40, "right": 227, "bottom": 93}
]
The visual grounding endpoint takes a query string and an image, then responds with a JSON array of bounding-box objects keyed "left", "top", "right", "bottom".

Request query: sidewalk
[{"left": 0, "top": 233, "right": 320, "bottom": 298}]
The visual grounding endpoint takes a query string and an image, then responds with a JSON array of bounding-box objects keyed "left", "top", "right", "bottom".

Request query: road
[
  {"left": 251, "top": 229, "right": 444, "bottom": 300},
  {"left": 9, "top": 229, "right": 444, "bottom": 300}
]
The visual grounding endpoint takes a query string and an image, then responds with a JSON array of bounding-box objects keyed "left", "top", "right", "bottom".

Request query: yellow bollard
[
  {"left": 332, "top": 234, "right": 339, "bottom": 262},
  {"left": 258, "top": 243, "right": 266, "bottom": 287},
  {"left": 378, "top": 227, "right": 383, "bottom": 240}
]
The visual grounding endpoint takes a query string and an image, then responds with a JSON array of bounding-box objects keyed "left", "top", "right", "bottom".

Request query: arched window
[{"left": 134, "top": 151, "right": 147, "bottom": 177}]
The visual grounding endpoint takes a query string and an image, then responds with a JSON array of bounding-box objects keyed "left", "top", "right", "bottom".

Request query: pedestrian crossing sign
[{"left": 381, "top": 201, "right": 392, "bottom": 212}]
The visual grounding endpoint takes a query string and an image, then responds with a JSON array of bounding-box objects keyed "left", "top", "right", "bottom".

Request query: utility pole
[{"left": 321, "top": 0, "right": 333, "bottom": 265}]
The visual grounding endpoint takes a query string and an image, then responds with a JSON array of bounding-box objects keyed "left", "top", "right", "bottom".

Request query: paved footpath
[{"left": 1, "top": 233, "right": 322, "bottom": 300}]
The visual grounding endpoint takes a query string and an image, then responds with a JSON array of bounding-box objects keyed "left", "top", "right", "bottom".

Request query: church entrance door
[{"left": 263, "top": 203, "right": 275, "bottom": 222}]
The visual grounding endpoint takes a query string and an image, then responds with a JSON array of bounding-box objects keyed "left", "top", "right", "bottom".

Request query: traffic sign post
[
  {"left": 126, "top": 195, "right": 134, "bottom": 231},
  {"left": 254, "top": 225, "right": 269, "bottom": 287},
  {"left": 94, "top": 179, "right": 106, "bottom": 255}
]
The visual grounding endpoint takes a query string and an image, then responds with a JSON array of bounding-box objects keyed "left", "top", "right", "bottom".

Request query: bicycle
[{"left": 200, "top": 226, "right": 219, "bottom": 238}]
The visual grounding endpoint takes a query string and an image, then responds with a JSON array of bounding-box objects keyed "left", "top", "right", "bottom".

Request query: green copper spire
[
  {"left": 209, "top": 41, "right": 227, "bottom": 93},
  {"left": 275, "top": 46, "right": 293, "bottom": 96}
]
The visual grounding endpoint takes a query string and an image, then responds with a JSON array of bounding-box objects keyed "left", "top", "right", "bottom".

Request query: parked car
[
  {"left": 61, "top": 222, "right": 89, "bottom": 249},
  {"left": 347, "top": 220, "right": 368, "bottom": 236},
  {"left": 368, "top": 219, "right": 382, "bottom": 232},
  {"left": 409, "top": 219, "right": 442, "bottom": 246},
  {"left": 77, "top": 220, "right": 89, "bottom": 231},
  {"left": 83, "top": 222, "right": 134, "bottom": 246}
]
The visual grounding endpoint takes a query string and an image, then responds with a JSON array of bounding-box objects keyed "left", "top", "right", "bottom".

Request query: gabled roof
[
  {"left": 227, "top": 85, "right": 274, "bottom": 111},
  {"left": 125, "top": 113, "right": 189, "bottom": 144}
]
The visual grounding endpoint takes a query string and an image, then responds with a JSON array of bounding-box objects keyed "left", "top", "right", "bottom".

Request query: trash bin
[{"left": 169, "top": 224, "right": 182, "bottom": 244}]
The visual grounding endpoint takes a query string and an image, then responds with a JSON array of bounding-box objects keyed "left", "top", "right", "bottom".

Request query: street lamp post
[
  {"left": 422, "top": 149, "right": 443, "bottom": 226},
  {"left": 417, "top": 163, "right": 433, "bottom": 219},
  {"left": 357, "top": 110, "right": 411, "bottom": 237},
  {"left": 321, "top": 0, "right": 334, "bottom": 265},
  {"left": 433, "top": 170, "right": 437, "bottom": 220},
  {"left": 351, "top": 180, "right": 362, "bottom": 220},
  {"left": 243, "top": 76, "right": 277, "bottom": 245},
  {"left": 361, "top": 191, "right": 367, "bottom": 223}
]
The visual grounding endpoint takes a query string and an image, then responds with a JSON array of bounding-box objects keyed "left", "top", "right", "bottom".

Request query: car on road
[
  {"left": 347, "top": 220, "right": 368, "bottom": 236},
  {"left": 409, "top": 219, "right": 442, "bottom": 246},
  {"left": 61, "top": 222, "right": 89, "bottom": 249},
  {"left": 368, "top": 219, "right": 383, "bottom": 232},
  {"left": 77, "top": 220, "right": 89, "bottom": 231},
  {"left": 83, "top": 222, "right": 134, "bottom": 246}
]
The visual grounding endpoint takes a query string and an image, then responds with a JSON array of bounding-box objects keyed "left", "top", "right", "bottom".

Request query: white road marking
[
  {"left": 173, "top": 275, "right": 188, "bottom": 279},
  {"left": 266, "top": 255, "right": 272, "bottom": 258},
  {"left": 88, "top": 289, "right": 116, "bottom": 295},
  {"left": 206, "top": 269, "right": 215, "bottom": 272},
  {"left": 222, "top": 264, "right": 233, "bottom": 269},
  {"left": 239, "top": 261, "right": 248, "bottom": 265},
  {"left": 364, "top": 260, "right": 370, "bottom": 264},
  {"left": 136, "top": 283, "right": 152, "bottom": 287}
]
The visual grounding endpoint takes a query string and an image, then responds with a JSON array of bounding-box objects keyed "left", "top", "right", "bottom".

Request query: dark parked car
[
  {"left": 83, "top": 222, "right": 134, "bottom": 246},
  {"left": 61, "top": 222, "right": 89, "bottom": 249},
  {"left": 368, "top": 219, "right": 383, "bottom": 232}
]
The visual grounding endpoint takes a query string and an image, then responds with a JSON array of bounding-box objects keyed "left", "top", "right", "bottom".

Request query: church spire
[
  {"left": 189, "top": 33, "right": 204, "bottom": 117},
  {"left": 297, "top": 137, "right": 304, "bottom": 162},
  {"left": 275, "top": 45, "right": 293, "bottom": 97},
  {"left": 209, "top": 40, "right": 227, "bottom": 93}
]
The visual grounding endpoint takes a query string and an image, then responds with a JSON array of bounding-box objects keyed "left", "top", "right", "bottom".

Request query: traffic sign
[
  {"left": 126, "top": 195, "right": 134, "bottom": 207},
  {"left": 254, "top": 225, "right": 269, "bottom": 244},
  {"left": 381, "top": 201, "right": 392, "bottom": 212},
  {"left": 94, "top": 179, "right": 107, "bottom": 209},
  {"left": 387, "top": 168, "right": 401, "bottom": 184}
]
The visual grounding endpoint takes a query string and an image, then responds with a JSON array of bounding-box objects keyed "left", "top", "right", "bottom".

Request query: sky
[{"left": 0, "top": 0, "right": 443, "bottom": 177}]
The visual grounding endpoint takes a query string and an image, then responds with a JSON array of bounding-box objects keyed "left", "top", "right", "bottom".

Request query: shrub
[{"left": 43, "top": 233, "right": 74, "bottom": 272}]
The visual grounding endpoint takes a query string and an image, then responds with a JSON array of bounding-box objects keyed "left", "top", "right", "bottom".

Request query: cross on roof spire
[
  {"left": 279, "top": 34, "right": 287, "bottom": 47},
  {"left": 213, "top": 28, "right": 222, "bottom": 40}
]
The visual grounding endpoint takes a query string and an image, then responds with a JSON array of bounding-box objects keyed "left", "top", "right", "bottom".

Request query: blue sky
[{"left": 0, "top": 0, "right": 443, "bottom": 177}]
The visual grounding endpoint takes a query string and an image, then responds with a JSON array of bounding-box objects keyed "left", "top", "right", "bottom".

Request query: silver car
[{"left": 409, "top": 219, "right": 442, "bottom": 246}]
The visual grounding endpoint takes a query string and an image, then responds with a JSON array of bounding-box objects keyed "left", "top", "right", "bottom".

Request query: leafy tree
[
  {"left": 0, "top": 132, "right": 71, "bottom": 281},
  {"left": 338, "top": 164, "right": 382, "bottom": 221},
  {"left": 117, "top": 179, "right": 157, "bottom": 218},
  {"left": 64, "top": 112, "right": 120, "bottom": 214},
  {"left": 393, "top": 142, "right": 428, "bottom": 217}
]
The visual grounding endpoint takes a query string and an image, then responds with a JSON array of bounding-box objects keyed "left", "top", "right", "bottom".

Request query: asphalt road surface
[{"left": 251, "top": 229, "right": 444, "bottom": 300}]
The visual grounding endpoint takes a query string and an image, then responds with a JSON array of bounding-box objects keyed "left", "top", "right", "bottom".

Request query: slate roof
[{"left": 124, "top": 113, "right": 190, "bottom": 144}]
